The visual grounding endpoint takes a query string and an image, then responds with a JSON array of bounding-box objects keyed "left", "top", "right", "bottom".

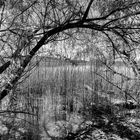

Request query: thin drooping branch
[
  {"left": 103, "top": 31, "right": 140, "bottom": 77},
  {"left": 103, "top": 11, "right": 140, "bottom": 28},
  {"left": 84, "top": 1, "right": 140, "bottom": 22},
  {"left": 93, "top": 70, "right": 137, "bottom": 103}
]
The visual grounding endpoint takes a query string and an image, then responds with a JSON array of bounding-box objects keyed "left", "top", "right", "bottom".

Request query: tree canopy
[{"left": 0, "top": 0, "right": 140, "bottom": 100}]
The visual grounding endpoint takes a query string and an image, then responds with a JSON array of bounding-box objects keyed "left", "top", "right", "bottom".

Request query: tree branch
[
  {"left": 0, "top": 61, "right": 10, "bottom": 74},
  {"left": 81, "top": 0, "right": 94, "bottom": 22}
]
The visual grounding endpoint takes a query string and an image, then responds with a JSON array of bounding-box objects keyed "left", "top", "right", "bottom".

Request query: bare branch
[
  {"left": 0, "top": 61, "right": 10, "bottom": 74},
  {"left": 81, "top": 0, "right": 94, "bottom": 22}
]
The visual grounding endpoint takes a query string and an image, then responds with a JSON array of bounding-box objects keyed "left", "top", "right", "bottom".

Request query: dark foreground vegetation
[{"left": 64, "top": 104, "right": 140, "bottom": 140}]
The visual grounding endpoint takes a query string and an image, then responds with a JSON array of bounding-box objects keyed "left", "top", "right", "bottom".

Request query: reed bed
[{"left": 13, "top": 59, "right": 139, "bottom": 139}]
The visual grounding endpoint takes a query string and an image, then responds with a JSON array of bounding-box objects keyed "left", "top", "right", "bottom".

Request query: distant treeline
[{"left": 35, "top": 56, "right": 133, "bottom": 67}]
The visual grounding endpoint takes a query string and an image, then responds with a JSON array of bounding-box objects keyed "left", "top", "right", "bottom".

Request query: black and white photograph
[{"left": 0, "top": 0, "right": 140, "bottom": 139}]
